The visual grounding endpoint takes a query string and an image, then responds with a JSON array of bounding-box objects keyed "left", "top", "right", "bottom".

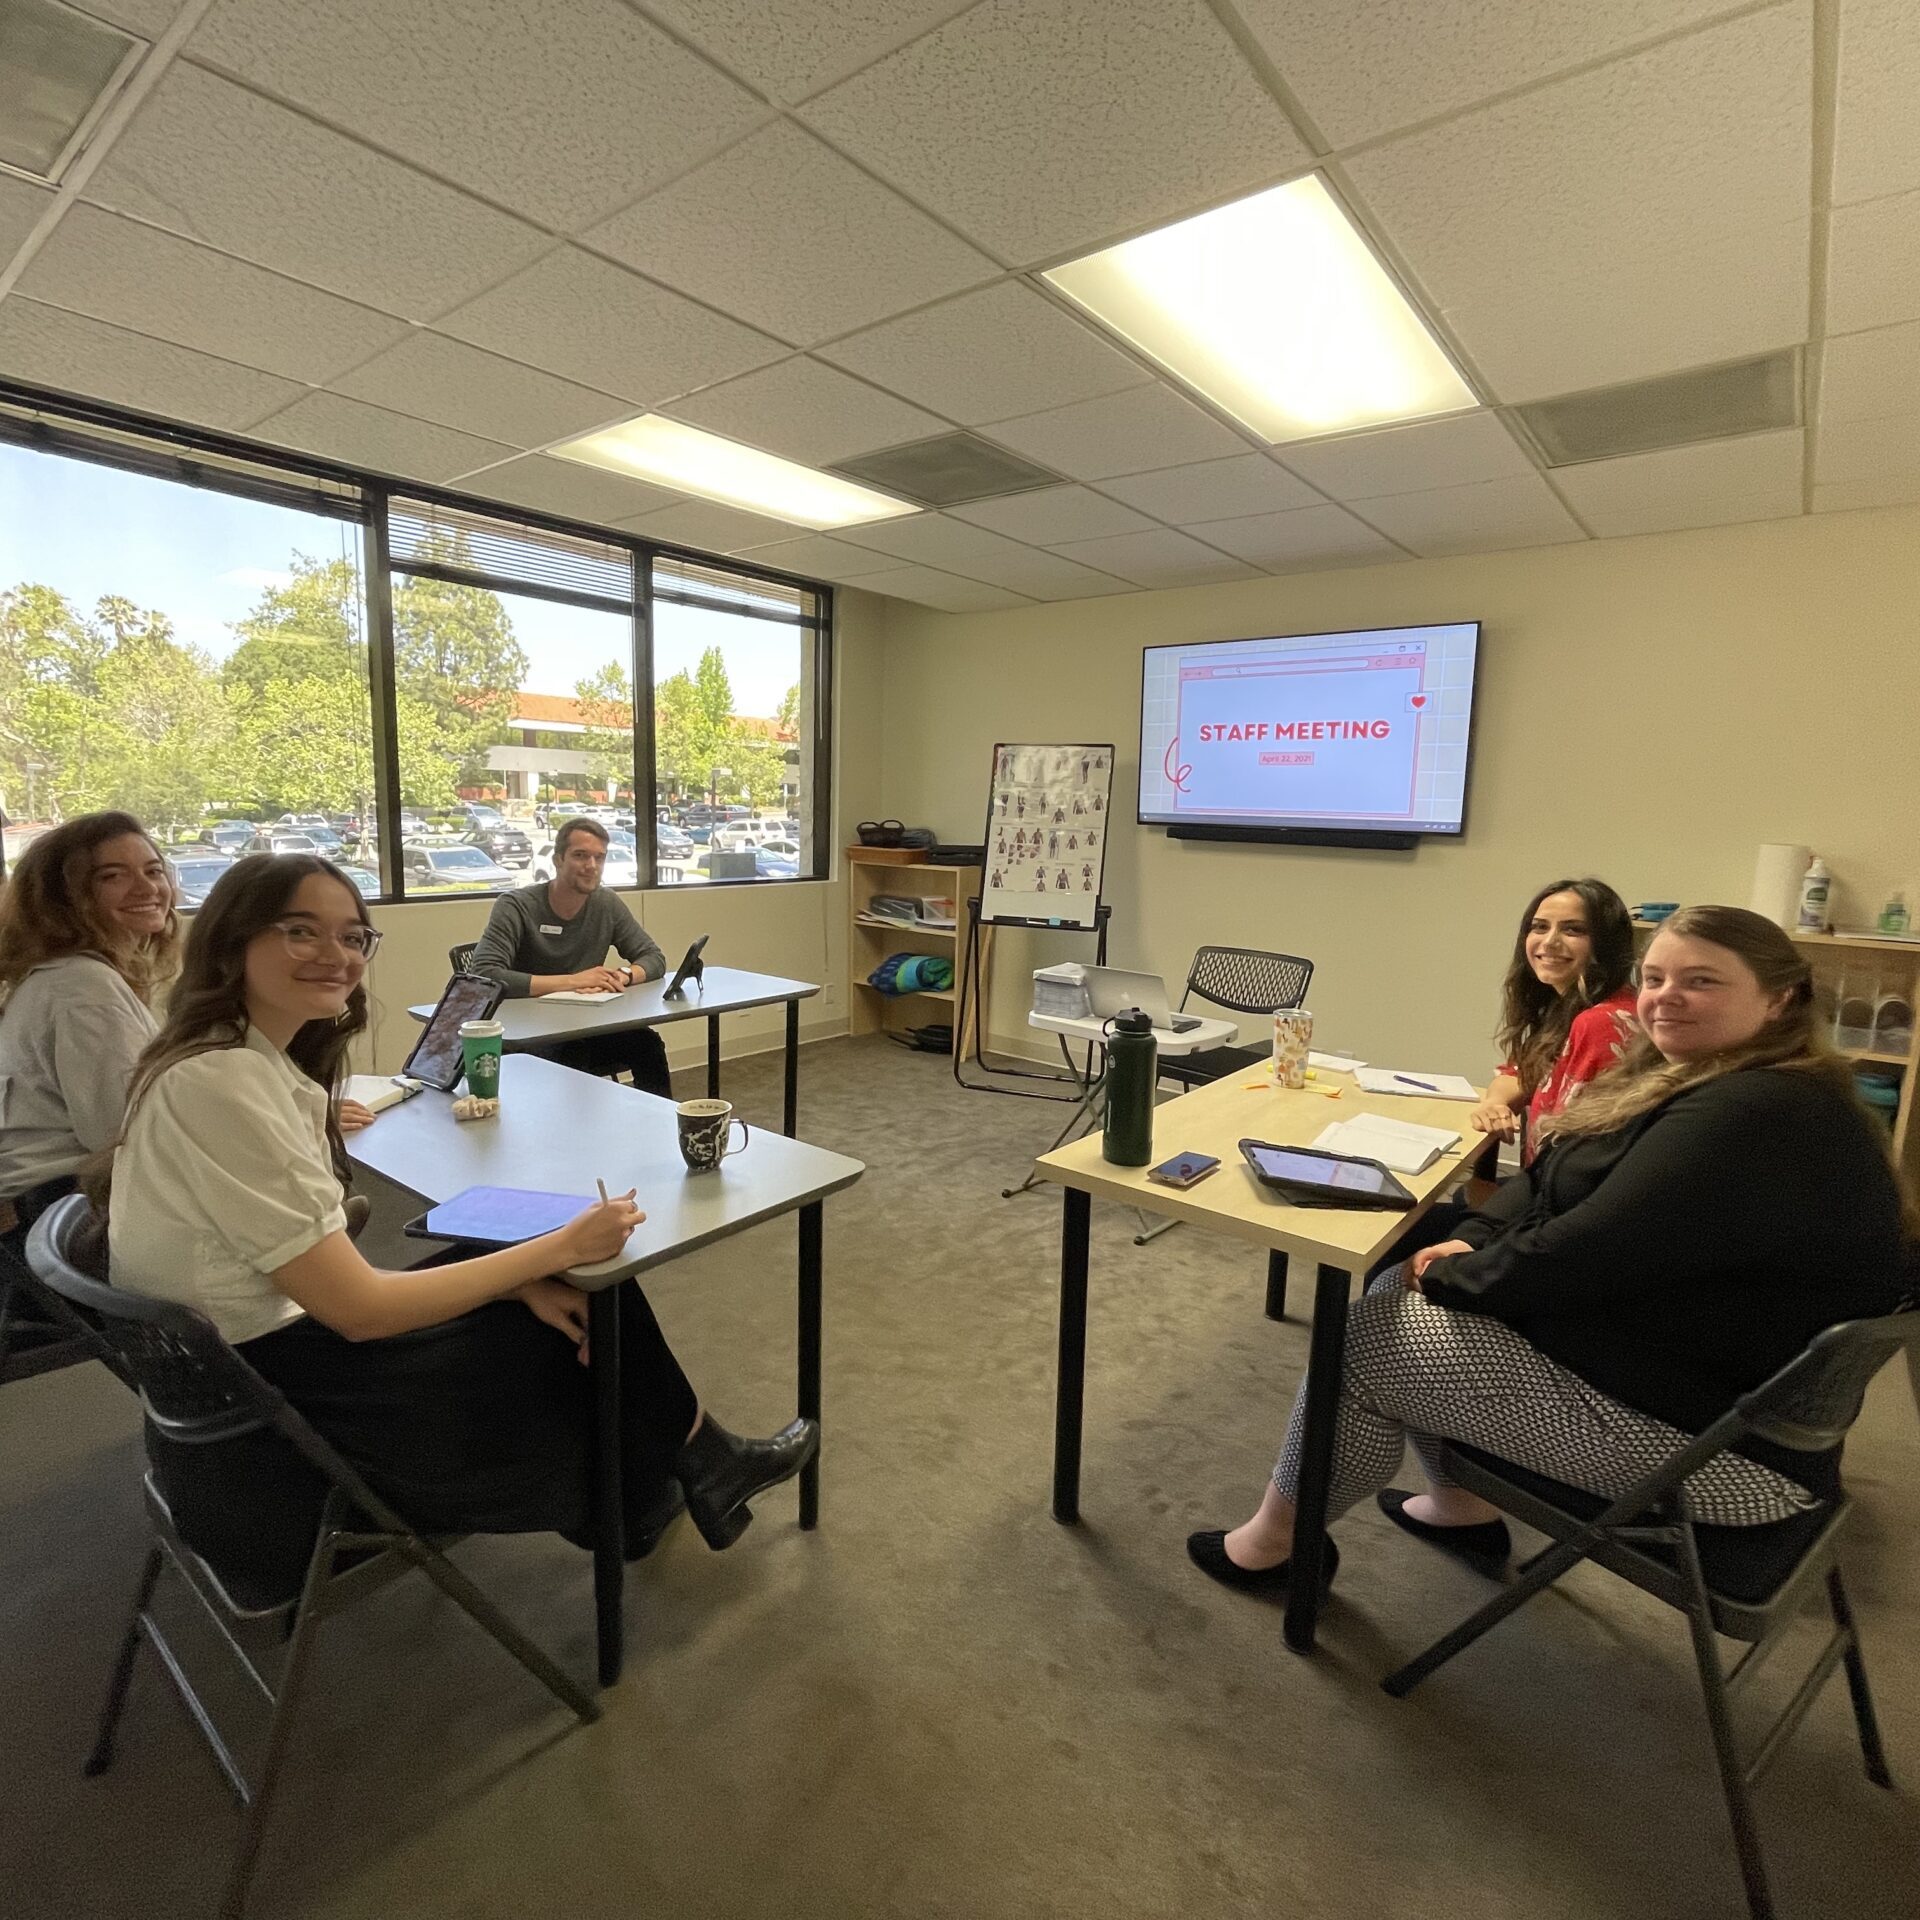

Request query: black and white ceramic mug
[{"left": 676, "top": 1098, "right": 749, "bottom": 1172}]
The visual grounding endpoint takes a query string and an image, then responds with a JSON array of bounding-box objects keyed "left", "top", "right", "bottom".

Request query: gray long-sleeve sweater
[{"left": 468, "top": 884, "right": 666, "bottom": 997}]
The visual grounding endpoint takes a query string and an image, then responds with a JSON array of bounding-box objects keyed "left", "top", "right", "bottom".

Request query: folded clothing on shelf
[{"left": 868, "top": 953, "right": 955, "bottom": 995}]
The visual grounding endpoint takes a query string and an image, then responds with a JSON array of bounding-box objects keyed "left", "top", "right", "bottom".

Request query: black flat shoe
[
  {"left": 675, "top": 1416, "right": 819, "bottom": 1550},
  {"left": 1186, "top": 1530, "right": 1340, "bottom": 1596},
  {"left": 1376, "top": 1489, "right": 1511, "bottom": 1576}
]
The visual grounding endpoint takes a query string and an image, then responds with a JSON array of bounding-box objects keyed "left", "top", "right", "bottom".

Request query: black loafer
[
  {"left": 675, "top": 1416, "right": 820, "bottom": 1550},
  {"left": 1376, "top": 1489, "right": 1511, "bottom": 1576},
  {"left": 1186, "top": 1530, "right": 1340, "bottom": 1596}
]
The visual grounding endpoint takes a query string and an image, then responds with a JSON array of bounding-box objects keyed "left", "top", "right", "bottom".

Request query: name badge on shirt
[{"left": 539, "top": 923, "right": 564, "bottom": 935}]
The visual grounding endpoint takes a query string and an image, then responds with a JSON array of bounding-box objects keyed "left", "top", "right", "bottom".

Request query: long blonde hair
[{"left": 0, "top": 811, "right": 180, "bottom": 1006}]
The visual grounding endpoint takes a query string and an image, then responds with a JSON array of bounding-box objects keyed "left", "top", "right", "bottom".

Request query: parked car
[
  {"left": 275, "top": 813, "right": 331, "bottom": 832},
  {"left": 697, "top": 846, "right": 797, "bottom": 880},
  {"left": 196, "top": 822, "right": 254, "bottom": 855},
  {"left": 461, "top": 803, "right": 503, "bottom": 827},
  {"left": 465, "top": 822, "right": 532, "bottom": 867},
  {"left": 338, "top": 865, "right": 382, "bottom": 900},
  {"left": 656, "top": 822, "right": 694, "bottom": 857},
  {"left": 400, "top": 842, "right": 515, "bottom": 891},
  {"left": 530, "top": 836, "right": 639, "bottom": 888},
  {"left": 247, "top": 831, "right": 321, "bottom": 856},
  {"left": 169, "top": 854, "right": 235, "bottom": 907}
]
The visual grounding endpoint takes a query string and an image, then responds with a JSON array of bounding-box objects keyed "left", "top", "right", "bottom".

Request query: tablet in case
[
  {"left": 1237, "top": 1138, "right": 1416, "bottom": 1211},
  {"left": 401, "top": 973, "right": 506, "bottom": 1090},
  {"left": 403, "top": 1186, "right": 588, "bottom": 1247}
]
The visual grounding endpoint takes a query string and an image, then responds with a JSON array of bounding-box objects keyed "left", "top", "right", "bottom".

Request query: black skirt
[{"left": 149, "top": 1282, "right": 697, "bottom": 1600}]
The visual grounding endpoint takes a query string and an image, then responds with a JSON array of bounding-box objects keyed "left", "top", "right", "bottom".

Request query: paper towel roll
[{"left": 1750, "top": 843, "right": 1809, "bottom": 930}]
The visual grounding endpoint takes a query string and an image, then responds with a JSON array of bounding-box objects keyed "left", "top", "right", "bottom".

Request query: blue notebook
[{"left": 405, "top": 1186, "right": 588, "bottom": 1247}]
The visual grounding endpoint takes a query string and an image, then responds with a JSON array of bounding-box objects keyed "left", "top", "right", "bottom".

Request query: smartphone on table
[{"left": 1147, "top": 1150, "right": 1220, "bottom": 1189}]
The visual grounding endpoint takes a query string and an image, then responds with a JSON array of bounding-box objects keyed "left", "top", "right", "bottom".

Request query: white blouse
[{"left": 109, "top": 1026, "right": 346, "bottom": 1345}]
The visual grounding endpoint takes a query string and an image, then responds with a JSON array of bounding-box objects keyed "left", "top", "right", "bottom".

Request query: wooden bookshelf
[{"left": 847, "top": 850, "right": 990, "bottom": 1058}]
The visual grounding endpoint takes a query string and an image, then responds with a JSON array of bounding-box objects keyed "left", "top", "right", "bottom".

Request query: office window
[
  {"left": 386, "top": 500, "right": 635, "bottom": 897},
  {"left": 652, "top": 557, "right": 825, "bottom": 887},
  {"left": 0, "top": 435, "right": 379, "bottom": 897}
]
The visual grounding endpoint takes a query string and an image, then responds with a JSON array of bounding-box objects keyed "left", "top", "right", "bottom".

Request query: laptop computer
[{"left": 1083, "top": 966, "right": 1204, "bottom": 1033}]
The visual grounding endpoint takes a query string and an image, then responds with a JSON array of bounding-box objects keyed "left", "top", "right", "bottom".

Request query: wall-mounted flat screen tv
[{"left": 1138, "top": 622, "right": 1480, "bottom": 850}]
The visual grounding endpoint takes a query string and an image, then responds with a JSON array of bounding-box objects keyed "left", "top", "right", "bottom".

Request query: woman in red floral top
[{"left": 1470, "top": 878, "right": 1638, "bottom": 1161}]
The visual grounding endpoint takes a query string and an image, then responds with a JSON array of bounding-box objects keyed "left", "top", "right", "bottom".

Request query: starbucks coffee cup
[{"left": 459, "top": 1019, "right": 504, "bottom": 1101}]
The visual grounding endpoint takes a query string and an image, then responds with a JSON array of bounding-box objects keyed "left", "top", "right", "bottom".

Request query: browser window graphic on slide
[{"left": 1139, "top": 623, "right": 1478, "bottom": 837}]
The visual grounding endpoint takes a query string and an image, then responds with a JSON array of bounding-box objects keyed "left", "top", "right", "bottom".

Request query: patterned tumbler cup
[{"left": 1271, "top": 1007, "right": 1313, "bottom": 1089}]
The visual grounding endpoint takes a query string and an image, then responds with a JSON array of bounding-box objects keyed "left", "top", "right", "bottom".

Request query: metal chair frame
[
  {"left": 1, "top": 1223, "right": 135, "bottom": 1388},
  {"left": 448, "top": 940, "right": 478, "bottom": 974},
  {"left": 26, "top": 1195, "right": 599, "bottom": 1920},
  {"left": 1382, "top": 1308, "right": 1917, "bottom": 1920}
]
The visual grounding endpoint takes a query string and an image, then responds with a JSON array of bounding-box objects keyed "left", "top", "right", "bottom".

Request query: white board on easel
[{"left": 980, "top": 742, "right": 1114, "bottom": 930}]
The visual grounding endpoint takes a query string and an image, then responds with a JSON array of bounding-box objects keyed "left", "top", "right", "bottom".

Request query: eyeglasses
[{"left": 269, "top": 920, "right": 382, "bottom": 962}]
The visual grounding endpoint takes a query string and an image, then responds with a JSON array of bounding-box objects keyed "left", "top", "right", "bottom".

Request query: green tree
[
  {"left": 572, "top": 661, "right": 634, "bottom": 800},
  {"left": 224, "top": 554, "right": 364, "bottom": 696}
]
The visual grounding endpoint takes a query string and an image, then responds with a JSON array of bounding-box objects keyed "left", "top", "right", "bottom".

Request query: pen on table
[
  {"left": 595, "top": 1178, "right": 609, "bottom": 1205},
  {"left": 1394, "top": 1074, "right": 1439, "bottom": 1092}
]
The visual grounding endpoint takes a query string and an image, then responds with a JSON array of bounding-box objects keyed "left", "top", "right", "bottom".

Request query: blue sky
[{"left": 0, "top": 440, "right": 800, "bottom": 718}]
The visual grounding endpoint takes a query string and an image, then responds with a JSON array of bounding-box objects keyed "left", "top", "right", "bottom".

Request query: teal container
[{"left": 1102, "top": 1009, "right": 1157, "bottom": 1167}]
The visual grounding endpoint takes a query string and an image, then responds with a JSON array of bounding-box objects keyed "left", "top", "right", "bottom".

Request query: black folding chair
[
  {"left": 1, "top": 1206, "right": 134, "bottom": 1389},
  {"left": 26, "top": 1195, "right": 599, "bottom": 1920},
  {"left": 448, "top": 940, "right": 477, "bottom": 974},
  {"left": 1382, "top": 1308, "right": 1918, "bottom": 1920}
]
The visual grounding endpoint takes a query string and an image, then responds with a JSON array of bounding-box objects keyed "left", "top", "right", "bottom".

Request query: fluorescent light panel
[
  {"left": 551, "top": 414, "right": 919, "bottom": 530},
  {"left": 1044, "top": 175, "right": 1475, "bottom": 444}
]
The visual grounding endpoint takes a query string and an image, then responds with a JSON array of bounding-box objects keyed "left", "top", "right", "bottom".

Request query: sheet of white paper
[
  {"left": 1307, "top": 1050, "right": 1365, "bottom": 1071},
  {"left": 1354, "top": 1067, "right": 1478, "bottom": 1101}
]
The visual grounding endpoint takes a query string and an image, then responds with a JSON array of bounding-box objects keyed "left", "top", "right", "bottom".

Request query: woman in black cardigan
[{"left": 1189, "top": 906, "right": 1913, "bottom": 1594}]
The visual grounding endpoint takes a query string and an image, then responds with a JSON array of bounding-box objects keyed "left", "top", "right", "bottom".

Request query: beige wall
[
  {"left": 356, "top": 584, "right": 889, "bottom": 1077},
  {"left": 872, "top": 506, "right": 1920, "bottom": 1079}
]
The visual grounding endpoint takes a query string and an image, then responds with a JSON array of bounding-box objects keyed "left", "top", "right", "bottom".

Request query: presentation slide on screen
[{"left": 1138, "top": 623, "right": 1478, "bottom": 833}]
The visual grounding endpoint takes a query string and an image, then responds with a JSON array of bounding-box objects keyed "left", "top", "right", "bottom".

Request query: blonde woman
[
  {"left": 0, "top": 812, "right": 179, "bottom": 1246},
  {"left": 1190, "top": 907, "right": 1913, "bottom": 1594}
]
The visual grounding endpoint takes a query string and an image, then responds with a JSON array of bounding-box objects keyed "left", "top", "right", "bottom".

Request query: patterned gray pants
[{"left": 1271, "top": 1271, "right": 1813, "bottom": 1527}]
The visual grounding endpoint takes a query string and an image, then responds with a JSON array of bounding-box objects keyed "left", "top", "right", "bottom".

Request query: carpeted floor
[{"left": 3, "top": 1034, "right": 1917, "bottom": 1920}]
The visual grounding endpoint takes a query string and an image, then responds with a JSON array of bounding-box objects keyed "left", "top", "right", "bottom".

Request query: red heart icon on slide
[{"left": 1410, "top": 694, "right": 1427, "bottom": 708}]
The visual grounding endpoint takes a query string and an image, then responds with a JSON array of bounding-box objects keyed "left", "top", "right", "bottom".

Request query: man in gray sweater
[{"left": 467, "top": 816, "right": 673, "bottom": 1096}]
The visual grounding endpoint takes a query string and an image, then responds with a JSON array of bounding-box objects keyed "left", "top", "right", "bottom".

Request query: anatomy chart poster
[{"left": 979, "top": 742, "right": 1113, "bottom": 929}]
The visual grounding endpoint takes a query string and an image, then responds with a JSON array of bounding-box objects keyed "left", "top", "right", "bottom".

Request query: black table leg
[
  {"left": 797, "top": 1201, "right": 822, "bottom": 1529},
  {"left": 588, "top": 1286, "right": 625, "bottom": 1687},
  {"left": 1052, "top": 1187, "right": 1091, "bottom": 1524},
  {"left": 1283, "top": 1262, "right": 1353, "bottom": 1653},
  {"left": 783, "top": 998, "right": 799, "bottom": 1137},
  {"left": 706, "top": 1015, "right": 721, "bottom": 1099},
  {"left": 1265, "top": 1251, "right": 1289, "bottom": 1320}
]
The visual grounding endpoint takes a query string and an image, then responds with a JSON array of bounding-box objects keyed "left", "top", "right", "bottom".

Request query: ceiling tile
[
  {"left": 453, "top": 454, "right": 680, "bottom": 527},
  {"left": 187, "top": 0, "right": 766, "bottom": 233},
  {"left": 1815, "top": 409, "right": 1920, "bottom": 486},
  {"left": 940, "top": 547, "right": 1131, "bottom": 601},
  {"left": 1050, "top": 527, "right": 1263, "bottom": 588},
  {"left": 335, "top": 333, "right": 626, "bottom": 449},
  {"left": 1238, "top": 0, "right": 1741, "bottom": 148},
  {"left": 1826, "top": 190, "right": 1920, "bottom": 336},
  {"left": 1185, "top": 503, "right": 1402, "bottom": 570},
  {"left": 1819, "top": 320, "right": 1920, "bottom": 424},
  {"left": 817, "top": 282, "right": 1149, "bottom": 424},
  {"left": 0, "top": 297, "right": 300, "bottom": 430},
  {"left": 585, "top": 121, "right": 995, "bottom": 348},
  {"left": 249, "top": 391, "right": 516, "bottom": 481},
  {"left": 834, "top": 512, "right": 1042, "bottom": 568},
  {"left": 1833, "top": 0, "right": 1920, "bottom": 205},
  {"left": 86, "top": 1, "right": 186, "bottom": 33},
  {"left": 83, "top": 63, "right": 547, "bottom": 321},
  {"left": 436, "top": 247, "right": 785, "bottom": 407},
  {"left": 0, "top": 174, "right": 52, "bottom": 261},
  {"left": 726, "top": 534, "right": 905, "bottom": 580},
  {"left": 853, "top": 565, "right": 1038, "bottom": 612},
  {"left": 983, "top": 384, "right": 1250, "bottom": 481},
  {"left": 801, "top": 0, "right": 1310, "bottom": 265},
  {"left": 1350, "top": 473, "right": 1587, "bottom": 556},
  {"left": 1102, "top": 453, "right": 1320, "bottom": 524},
  {"left": 1552, "top": 428, "right": 1804, "bottom": 537},
  {"left": 641, "top": 1, "right": 980, "bottom": 106},
  {"left": 619, "top": 499, "right": 815, "bottom": 553},
  {"left": 1345, "top": 7, "right": 1811, "bottom": 400},
  {"left": 17, "top": 205, "right": 410, "bottom": 385},
  {"left": 665, "top": 357, "right": 947, "bottom": 467},
  {"left": 1276, "top": 411, "right": 1535, "bottom": 499},
  {"left": 1812, "top": 472, "right": 1920, "bottom": 513},
  {"left": 949, "top": 484, "right": 1159, "bottom": 544}
]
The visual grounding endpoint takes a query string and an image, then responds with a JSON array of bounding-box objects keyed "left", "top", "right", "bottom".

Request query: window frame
[{"left": 0, "top": 378, "right": 837, "bottom": 898}]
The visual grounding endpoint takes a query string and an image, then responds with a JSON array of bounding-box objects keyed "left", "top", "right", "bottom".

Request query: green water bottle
[{"left": 1102, "top": 1009, "right": 1157, "bottom": 1167}]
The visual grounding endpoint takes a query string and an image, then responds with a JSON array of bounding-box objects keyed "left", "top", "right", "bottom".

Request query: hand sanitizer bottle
[{"left": 1880, "top": 891, "right": 1910, "bottom": 935}]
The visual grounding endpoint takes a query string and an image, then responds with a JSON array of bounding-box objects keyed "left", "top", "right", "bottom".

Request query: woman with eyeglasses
[
  {"left": 0, "top": 812, "right": 180, "bottom": 1256},
  {"left": 93, "top": 854, "right": 816, "bottom": 1593}
]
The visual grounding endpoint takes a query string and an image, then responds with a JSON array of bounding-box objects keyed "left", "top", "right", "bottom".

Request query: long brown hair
[
  {"left": 0, "top": 811, "right": 180, "bottom": 1005},
  {"left": 1492, "top": 877, "right": 1636, "bottom": 1094},
  {"left": 95, "top": 855, "right": 372, "bottom": 1206},
  {"left": 1544, "top": 905, "right": 1848, "bottom": 1141}
]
